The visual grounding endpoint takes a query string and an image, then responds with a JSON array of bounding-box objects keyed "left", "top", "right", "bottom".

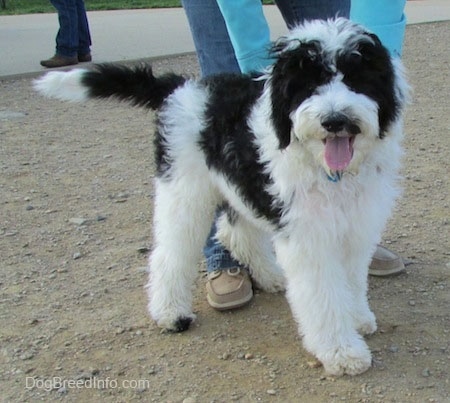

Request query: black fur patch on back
[
  {"left": 82, "top": 64, "right": 186, "bottom": 110},
  {"left": 198, "top": 73, "right": 283, "bottom": 225}
]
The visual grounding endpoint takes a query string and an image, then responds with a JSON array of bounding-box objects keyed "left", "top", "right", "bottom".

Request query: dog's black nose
[
  {"left": 321, "top": 114, "right": 361, "bottom": 135},
  {"left": 321, "top": 114, "right": 348, "bottom": 133}
]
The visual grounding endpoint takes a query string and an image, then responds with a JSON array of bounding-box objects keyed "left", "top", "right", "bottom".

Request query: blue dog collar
[{"left": 327, "top": 171, "right": 342, "bottom": 182}]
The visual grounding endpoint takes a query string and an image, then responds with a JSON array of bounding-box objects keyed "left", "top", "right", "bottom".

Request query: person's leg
[
  {"left": 181, "top": 0, "right": 240, "bottom": 76},
  {"left": 75, "top": 0, "right": 92, "bottom": 60},
  {"left": 182, "top": 0, "right": 252, "bottom": 310},
  {"left": 203, "top": 211, "right": 253, "bottom": 310},
  {"left": 203, "top": 212, "right": 240, "bottom": 273},
  {"left": 351, "top": 0, "right": 407, "bottom": 274},
  {"left": 50, "top": 0, "right": 78, "bottom": 57},
  {"left": 274, "top": 0, "right": 350, "bottom": 28},
  {"left": 41, "top": 0, "right": 79, "bottom": 67},
  {"left": 351, "top": 0, "right": 406, "bottom": 58}
]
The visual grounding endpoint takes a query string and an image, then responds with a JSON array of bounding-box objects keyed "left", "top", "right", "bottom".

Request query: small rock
[
  {"left": 267, "top": 389, "right": 277, "bottom": 395},
  {"left": 244, "top": 353, "right": 254, "bottom": 360},
  {"left": 73, "top": 252, "right": 82, "bottom": 260},
  {"left": 25, "top": 205, "right": 34, "bottom": 211},
  {"left": 69, "top": 217, "right": 88, "bottom": 225},
  {"left": 0, "top": 110, "right": 27, "bottom": 120},
  {"left": 75, "top": 372, "right": 92, "bottom": 380},
  {"left": 57, "top": 386, "right": 68, "bottom": 394},
  {"left": 307, "top": 360, "right": 322, "bottom": 368},
  {"left": 20, "top": 352, "right": 34, "bottom": 360},
  {"left": 422, "top": 368, "right": 431, "bottom": 377},
  {"left": 388, "top": 345, "right": 399, "bottom": 353}
]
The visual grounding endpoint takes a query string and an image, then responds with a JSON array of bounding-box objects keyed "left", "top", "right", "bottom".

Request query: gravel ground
[{"left": 1, "top": 21, "right": 449, "bottom": 402}]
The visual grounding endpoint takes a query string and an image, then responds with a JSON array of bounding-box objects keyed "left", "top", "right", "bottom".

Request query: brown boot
[
  {"left": 40, "top": 55, "right": 78, "bottom": 68},
  {"left": 78, "top": 53, "right": 92, "bottom": 63}
]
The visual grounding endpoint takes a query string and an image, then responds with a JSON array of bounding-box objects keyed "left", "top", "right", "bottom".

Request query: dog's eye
[
  {"left": 307, "top": 49, "right": 318, "bottom": 61},
  {"left": 347, "top": 50, "right": 362, "bottom": 64}
]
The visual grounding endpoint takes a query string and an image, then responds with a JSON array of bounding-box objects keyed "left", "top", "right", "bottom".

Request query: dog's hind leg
[
  {"left": 146, "top": 177, "right": 218, "bottom": 332},
  {"left": 215, "top": 211, "right": 285, "bottom": 293}
]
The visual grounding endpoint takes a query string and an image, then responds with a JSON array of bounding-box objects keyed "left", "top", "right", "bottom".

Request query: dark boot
[
  {"left": 78, "top": 53, "right": 92, "bottom": 63},
  {"left": 40, "top": 55, "right": 78, "bottom": 68}
]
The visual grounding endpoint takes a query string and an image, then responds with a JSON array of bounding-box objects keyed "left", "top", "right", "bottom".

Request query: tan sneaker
[
  {"left": 369, "top": 245, "right": 405, "bottom": 276},
  {"left": 206, "top": 267, "right": 253, "bottom": 310}
]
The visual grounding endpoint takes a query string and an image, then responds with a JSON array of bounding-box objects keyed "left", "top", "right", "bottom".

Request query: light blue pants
[{"left": 350, "top": 0, "right": 406, "bottom": 57}]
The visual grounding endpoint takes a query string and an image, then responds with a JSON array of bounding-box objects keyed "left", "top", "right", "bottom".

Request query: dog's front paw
[
  {"left": 356, "top": 314, "right": 377, "bottom": 336},
  {"left": 154, "top": 313, "right": 196, "bottom": 333},
  {"left": 355, "top": 311, "right": 377, "bottom": 336},
  {"left": 252, "top": 270, "right": 285, "bottom": 293},
  {"left": 147, "top": 295, "right": 196, "bottom": 333},
  {"left": 318, "top": 338, "right": 372, "bottom": 376}
]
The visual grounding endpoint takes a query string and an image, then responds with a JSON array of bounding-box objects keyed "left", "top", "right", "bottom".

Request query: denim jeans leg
[
  {"left": 182, "top": 0, "right": 242, "bottom": 273},
  {"left": 275, "top": 0, "right": 350, "bottom": 28},
  {"left": 203, "top": 213, "right": 240, "bottom": 273},
  {"left": 50, "top": 0, "right": 78, "bottom": 57},
  {"left": 181, "top": 0, "right": 240, "bottom": 77},
  {"left": 75, "top": 0, "right": 92, "bottom": 55}
]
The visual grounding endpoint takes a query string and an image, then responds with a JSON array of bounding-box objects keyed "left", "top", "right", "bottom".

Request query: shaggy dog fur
[{"left": 34, "top": 18, "right": 408, "bottom": 376}]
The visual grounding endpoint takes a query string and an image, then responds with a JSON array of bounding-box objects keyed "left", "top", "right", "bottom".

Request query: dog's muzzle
[
  {"left": 321, "top": 114, "right": 361, "bottom": 174},
  {"left": 321, "top": 113, "right": 361, "bottom": 182}
]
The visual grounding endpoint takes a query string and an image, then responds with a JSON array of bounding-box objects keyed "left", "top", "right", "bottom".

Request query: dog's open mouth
[
  {"left": 322, "top": 134, "right": 356, "bottom": 182},
  {"left": 323, "top": 135, "right": 355, "bottom": 172}
]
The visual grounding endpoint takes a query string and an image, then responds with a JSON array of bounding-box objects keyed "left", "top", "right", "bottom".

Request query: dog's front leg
[
  {"left": 274, "top": 237, "right": 372, "bottom": 376},
  {"left": 146, "top": 178, "right": 217, "bottom": 332},
  {"left": 215, "top": 213, "right": 285, "bottom": 293}
]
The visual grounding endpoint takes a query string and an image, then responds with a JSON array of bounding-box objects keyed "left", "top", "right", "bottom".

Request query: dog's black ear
[
  {"left": 270, "top": 40, "right": 328, "bottom": 149},
  {"left": 269, "top": 38, "right": 294, "bottom": 149},
  {"left": 270, "top": 84, "right": 293, "bottom": 149}
]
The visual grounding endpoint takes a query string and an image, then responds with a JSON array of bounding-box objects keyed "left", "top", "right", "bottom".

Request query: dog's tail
[{"left": 33, "top": 64, "right": 186, "bottom": 110}]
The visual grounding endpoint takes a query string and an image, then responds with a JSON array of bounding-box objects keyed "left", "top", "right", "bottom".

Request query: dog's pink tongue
[{"left": 324, "top": 136, "right": 353, "bottom": 171}]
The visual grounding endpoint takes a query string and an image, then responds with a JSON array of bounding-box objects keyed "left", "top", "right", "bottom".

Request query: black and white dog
[{"left": 34, "top": 18, "right": 408, "bottom": 376}]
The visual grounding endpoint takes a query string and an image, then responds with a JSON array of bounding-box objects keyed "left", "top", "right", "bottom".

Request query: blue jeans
[
  {"left": 182, "top": 0, "right": 350, "bottom": 271},
  {"left": 50, "top": 0, "right": 92, "bottom": 57},
  {"left": 274, "top": 0, "right": 350, "bottom": 29}
]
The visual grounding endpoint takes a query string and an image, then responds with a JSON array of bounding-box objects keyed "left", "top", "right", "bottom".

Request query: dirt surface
[{"left": 1, "top": 22, "right": 449, "bottom": 403}]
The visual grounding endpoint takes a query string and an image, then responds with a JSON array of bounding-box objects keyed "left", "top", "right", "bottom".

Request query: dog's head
[{"left": 268, "top": 18, "right": 408, "bottom": 179}]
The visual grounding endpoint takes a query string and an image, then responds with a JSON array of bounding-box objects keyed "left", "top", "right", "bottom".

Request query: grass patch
[
  {"left": 1, "top": 0, "right": 274, "bottom": 16},
  {"left": 0, "top": 0, "right": 182, "bottom": 15}
]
